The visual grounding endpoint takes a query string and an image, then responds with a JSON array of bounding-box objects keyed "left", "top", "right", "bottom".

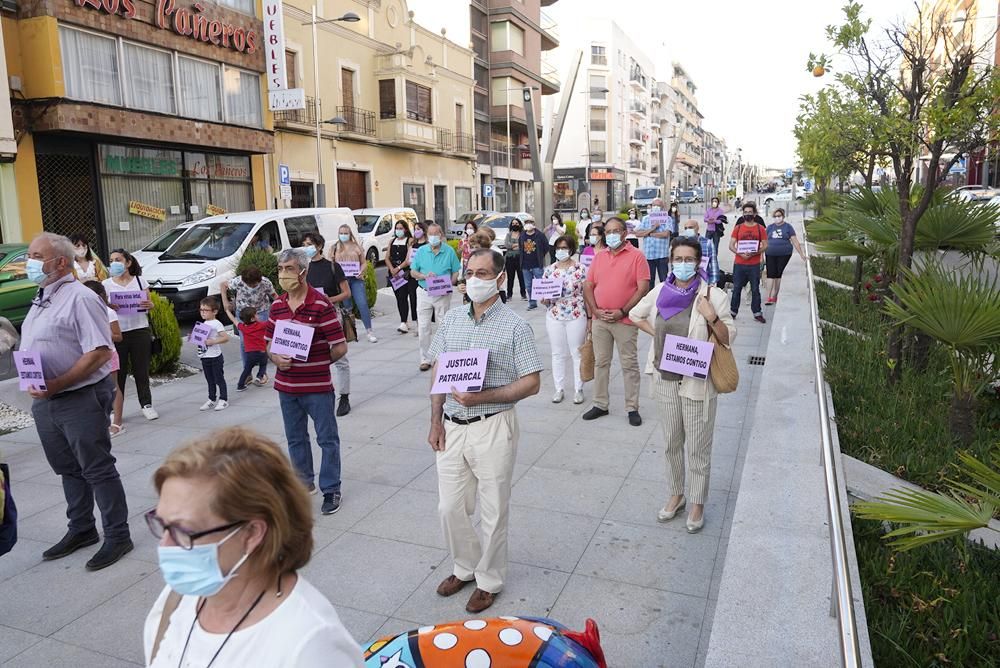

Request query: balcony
[
  {"left": 540, "top": 55, "right": 560, "bottom": 95},
  {"left": 539, "top": 9, "right": 559, "bottom": 50},
  {"left": 491, "top": 140, "right": 527, "bottom": 171},
  {"left": 629, "top": 128, "right": 644, "bottom": 146},
  {"left": 629, "top": 101, "right": 647, "bottom": 117},
  {"left": 629, "top": 159, "right": 648, "bottom": 171},
  {"left": 378, "top": 119, "right": 453, "bottom": 153},
  {"left": 629, "top": 68, "right": 647, "bottom": 90},
  {"left": 336, "top": 106, "right": 376, "bottom": 137},
  {"left": 455, "top": 133, "right": 475, "bottom": 155},
  {"left": 274, "top": 96, "right": 318, "bottom": 127}
]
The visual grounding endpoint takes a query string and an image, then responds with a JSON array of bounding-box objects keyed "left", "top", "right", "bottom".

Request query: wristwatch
[{"left": 711, "top": 315, "right": 720, "bottom": 325}]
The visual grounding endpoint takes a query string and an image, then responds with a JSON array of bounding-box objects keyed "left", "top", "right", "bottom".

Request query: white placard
[
  {"left": 279, "top": 184, "right": 292, "bottom": 200},
  {"left": 263, "top": 0, "right": 288, "bottom": 91},
  {"left": 269, "top": 88, "right": 306, "bottom": 111}
]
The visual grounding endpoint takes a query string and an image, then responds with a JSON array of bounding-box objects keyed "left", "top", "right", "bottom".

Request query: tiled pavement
[{"left": 0, "top": 239, "right": 776, "bottom": 667}]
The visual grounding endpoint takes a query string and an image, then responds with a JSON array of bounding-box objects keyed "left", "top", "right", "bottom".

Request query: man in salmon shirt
[
  {"left": 582, "top": 216, "right": 651, "bottom": 427},
  {"left": 728, "top": 201, "right": 769, "bottom": 323}
]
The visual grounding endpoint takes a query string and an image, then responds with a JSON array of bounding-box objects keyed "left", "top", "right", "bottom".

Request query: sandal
[{"left": 109, "top": 423, "right": 126, "bottom": 438}]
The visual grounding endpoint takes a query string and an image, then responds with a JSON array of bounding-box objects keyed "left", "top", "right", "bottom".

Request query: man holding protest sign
[
  {"left": 427, "top": 249, "right": 542, "bottom": 613},
  {"left": 634, "top": 197, "right": 675, "bottom": 287},
  {"left": 410, "top": 223, "right": 461, "bottom": 372},
  {"left": 267, "top": 248, "right": 348, "bottom": 515},
  {"left": 728, "top": 202, "right": 768, "bottom": 323},
  {"left": 20, "top": 232, "right": 133, "bottom": 570},
  {"left": 630, "top": 236, "right": 736, "bottom": 533}
]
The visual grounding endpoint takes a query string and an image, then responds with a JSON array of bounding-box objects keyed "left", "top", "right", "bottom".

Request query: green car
[{"left": 0, "top": 244, "right": 35, "bottom": 327}]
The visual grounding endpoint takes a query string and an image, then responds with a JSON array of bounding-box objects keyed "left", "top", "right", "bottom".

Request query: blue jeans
[
  {"left": 236, "top": 308, "right": 269, "bottom": 365},
  {"left": 731, "top": 263, "right": 762, "bottom": 316},
  {"left": 646, "top": 257, "right": 669, "bottom": 287},
  {"left": 523, "top": 267, "right": 544, "bottom": 306},
  {"left": 237, "top": 351, "right": 268, "bottom": 389},
  {"left": 200, "top": 355, "right": 227, "bottom": 402},
  {"left": 345, "top": 277, "right": 372, "bottom": 331},
  {"left": 278, "top": 391, "right": 341, "bottom": 494}
]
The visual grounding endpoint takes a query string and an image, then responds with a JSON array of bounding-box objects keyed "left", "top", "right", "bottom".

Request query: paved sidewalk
[{"left": 0, "top": 230, "right": 778, "bottom": 667}]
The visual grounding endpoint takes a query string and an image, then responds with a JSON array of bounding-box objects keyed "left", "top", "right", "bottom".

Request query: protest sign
[
  {"left": 431, "top": 349, "right": 489, "bottom": 394},
  {"left": 14, "top": 351, "right": 45, "bottom": 391},
  {"left": 649, "top": 211, "right": 673, "bottom": 229},
  {"left": 110, "top": 290, "right": 147, "bottom": 316},
  {"left": 736, "top": 240, "right": 759, "bottom": 254},
  {"left": 659, "top": 334, "right": 715, "bottom": 379},
  {"left": 340, "top": 261, "right": 361, "bottom": 277},
  {"left": 390, "top": 273, "right": 409, "bottom": 290},
  {"left": 270, "top": 321, "right": 315, "bottom": 361},
  {"left": 580, "top": 253, "right": 595, "bottom": 269},
  {"left": 530, "top": 278, "right": 563, "bottom": 300},
  {"left": 189, "top": 322, "right": 213, "bottom": 346},
  {"left": 426, "top": 275, "right": 453, "bottom": 296}
]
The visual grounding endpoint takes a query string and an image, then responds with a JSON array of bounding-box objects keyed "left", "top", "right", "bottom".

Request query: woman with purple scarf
[{"left": 629, "top": 237, "right": 736, "bottom": 533}]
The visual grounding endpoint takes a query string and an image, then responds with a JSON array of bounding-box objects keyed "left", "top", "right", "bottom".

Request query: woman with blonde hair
[
  {"left": 143, "top": 427, "right": 363, "bottom": 667},
  {"left": 330, "top": 224, "right": 376, "bottom": 342}
]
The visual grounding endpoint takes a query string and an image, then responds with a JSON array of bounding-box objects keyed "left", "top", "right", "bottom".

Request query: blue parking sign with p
[
  {"left": 483, "top": 184, "right": 494, "bottom": 198},
  {"left": 279, "top": 164, "right": 291, "bottom": 186}
]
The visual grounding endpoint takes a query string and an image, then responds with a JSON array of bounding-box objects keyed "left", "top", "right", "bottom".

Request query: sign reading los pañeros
[{"left": 74, "top": 0, "right": 259, "bottom": 55}]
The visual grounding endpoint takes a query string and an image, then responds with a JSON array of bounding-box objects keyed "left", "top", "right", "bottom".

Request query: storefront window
[
  {"left": 178, "top": 57, "right": 223, "bottom": 122},
  {"left": 59, "top": 26, "right": 121, "bottom": 106},
  {"left": 403, "top": 184, "right": 426, "bottom": 222},
  {"left": 224, "top": 67, "right": 263, "bottom": 128},
  {"left": 123, "top": 42, "right": 176, "bottom": 115},
  {"left": 553, "top": 179, "right": 577, "bottom": 210},
  {"left": 455, "top": 187, "right": 472, "bottom": 218}
]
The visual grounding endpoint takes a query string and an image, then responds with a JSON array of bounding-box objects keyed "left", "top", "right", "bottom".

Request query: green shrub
[
  {"left": 362, "top": 260, "right": 377, "bottom": 310},
  {"left": 811, "top": 255, "right": 857, "bottom": 286},
  {"left": 854, "top": 518, "right": 1000, "bottom": 666},
  {"left": 236, "top": 248, "right": 280, "bottom": 294},
  {"left": 446, "top": 239, "right": 461, "bottom": 255},
  {"left": 815, "top": 281, "right": 883, "bottom": 337},
  {"left": 564, "top": 220, "right": 578, "bottom": 242},
  {"left": 148, "top": 291, "right": 181, "bottom": 374}
]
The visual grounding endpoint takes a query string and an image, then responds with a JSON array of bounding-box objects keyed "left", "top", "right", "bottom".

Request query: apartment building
[
  {"left": 671, "top": 62, "right": 704, "bottom": 190},
  {"left": 271, "top": 0, "right": 477, "bottom": 226}
]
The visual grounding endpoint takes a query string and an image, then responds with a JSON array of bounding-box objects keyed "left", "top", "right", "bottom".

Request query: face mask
[
  {"left": 26, "top": 258, "right": 50, "bottom": 285},
  {"left": 465, "top": 228, "right": 475, "bottom": 236},
  {"left": 429, "top": 235, "right": 441, "bottom": 247},
  {"left": 589, "top": 235, "right": 599, "bottom": 246},
  {"left": 555, "top": 249, "right": 571, "bottom": 262},
  {"left": 302, "top": 245, "right": 317, "bottom": 259},
  {"left": 605, "top": 233, "right": 622, "bottom": 248},
  {"left": 672, "top": 262, "right": 697, "bottom": 281},
  {"left": 681, "top": 228, "right": 697, "bottom": 238},
  {"left": 465, "top": 276, "right": 500, "bottom": 303},
  {"left": 339, "top": 234, "right": 351, "bottom": 244},
  {"left": 551, "top": 218, "right": 559, "bottom": 225},
  {"left": 774, "top": 216, "right": 785, "bottom": 222},
  {"left": 157, "top": 525, "right": 251, "bottom": 597},
  {"left": 74, "top": 247, "right": 87, "bottom": 258},
  {"left": 414, "top": 228, "right": 424, "bottom": 239},
  {"left": 593, "top": 214, "right": 602, "bottom": 222},
  {"left": 629, "top": 213, "right": 636, "bottom": 219},
  {"left": 278, "top": 271, "right": 304, "bottom": 292},
  {"left": 524, "top": 223, "right": 536, "bottom": 233},
  {"left": 651, "top": 206, "right": 661, "bottom": 213},
  {"left": 109, "top": 261, "right": 126, "bottom": 277},
  {"left": 395, "top": 229, "right": 406, "bottom": 238}
]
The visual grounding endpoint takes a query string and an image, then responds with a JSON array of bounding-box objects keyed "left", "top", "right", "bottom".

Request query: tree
[{"left": 810, "top": 2, "right": 1000, "bottom": 377}]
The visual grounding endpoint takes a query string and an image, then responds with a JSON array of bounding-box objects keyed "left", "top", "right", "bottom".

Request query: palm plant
[{"left": 853, "top": 450, "right": 999, "bottom": 551}]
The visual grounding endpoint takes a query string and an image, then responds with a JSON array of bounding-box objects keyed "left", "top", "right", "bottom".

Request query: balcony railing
[
  {"left": 455, "top": 133, "right": 475, "bottom": 155},
  {"left": 539, "top": 9, "right": 560, "bottom": 41},
  {"left": 437, "top": 128, "right": 453, "bottom": 152},
  {"left": 629, "top": 159, "right": 648, "bottom": 171},
  {"left": 490, "top": 141, "right": 526, "bottom": 170},
  {"left": 274, "top": 96, "right": 318, "bottom": 126},
  {"left": 629, "top": 101, "right": 647, "bottom": 116},
  {"left": 336, "top": 106, "right": 376, "bottom": 136},
  {"left": 629, "top": 128, "right": 644, "bottom": 145},
  {"left": 541, "top": 55, "right": 560, "bottom": 90}
]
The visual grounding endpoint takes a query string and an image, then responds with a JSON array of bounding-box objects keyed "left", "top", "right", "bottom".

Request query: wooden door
[
  {"left": 341, "top": 69, "right": 355, "bottom": 110},
  {"left": 337, "top": 170, "right": 367, "bottom": 210}
]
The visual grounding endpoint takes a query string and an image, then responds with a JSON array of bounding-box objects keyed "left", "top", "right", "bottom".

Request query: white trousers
[
  {"left": 438, "top": 409, "right": 519, "bottom": 593},
  {"left": 417, "top": 287, "right": 453, "bottom": 364},
  {"left": 545, "top": 313, "right": 588, "bottom": 392}
]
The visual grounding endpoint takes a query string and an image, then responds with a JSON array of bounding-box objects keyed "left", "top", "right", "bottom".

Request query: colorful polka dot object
[{"left": 363, "top": 616, "right": 606, "bottom": 668}]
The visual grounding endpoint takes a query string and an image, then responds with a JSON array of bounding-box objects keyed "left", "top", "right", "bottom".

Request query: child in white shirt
[{"left": 196, "top": 297, "right": 230, "bottom": 411}]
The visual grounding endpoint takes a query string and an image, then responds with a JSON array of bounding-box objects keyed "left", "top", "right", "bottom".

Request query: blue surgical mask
[
  {"left": 651, "top": 206, "right": 662, "bottom": 212},
  {"left": 605, "top": 233, "right": 622, "bottom": 248},
  {"left": 589, "top": 235, "right": 599, "bottom": 246},
  {"left": 429, "top": 235, "right": 441, "bottom": 246},
  {"left": 302, "top": 245, "right": 317, "bottom": 258},
  {"left": 395, "top": 229, "right": 406, "bottom": 238},
  {"left": 26, "top": 258, "right": 49, "bottom": 285},
  {"left": 338, "top": 234, "right": 350, "bottom": 244},
  {"left": 156, "top": 525, "right": 251, "bottom": 598},
  {"left": 681, "top": 228, "right": 697, "bottom": 238},
  {"left": 109, "top": 261, "right": 126, "bottom": 277},
  {"left": 673, "top": 262, "right": 698, "bottom": 281},
  {"left": 555, "top": 249, "right": 571, "bottom": 262}
]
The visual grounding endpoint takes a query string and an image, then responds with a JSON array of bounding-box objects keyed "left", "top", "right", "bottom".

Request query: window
[
  {"left": 591, "top": 45, "right": 607, "bottom": 66},
  {"left": 216, "top": 0, "right": 254, "bottom": 14},
  {"left": 590, "top": 140, "right": 606, "bottom": 162},
  {"left": 59, "top": 26, "right": 121, "bottom": 106},
  {"left": 123, "top": 43, "right": 175, "bottom": 114},
  {"left": 285, "top": 50, "right": 297, "bottom": 88},
  {"left": 589, "top": 107, "right": 606, "bottom": 132},
  {"left": 403, "top": 184, "right": 426, "bottom": 221},
  {"left": 490, "top": 21, "right": 524, "bottom": 55},
  {"left": 589, "top": 75, "right": 606, "bottom": 100},
  {"left": 379, "top": 79, "right": 397, "bottom": 119},
  {"left": 223, "top": 67, "right": 262, "bottom": 127},
  {"left": 178, "top": 57, "right": 222, "bottom": 122},
  {"left": 456, "top": 187, "right": 472, "bottom": 218},
  {"left": 405, "top": 81, "right": 432, "bottom": 123},
  {"left": 375, "top": 216, "right": 392, "bottom": 236},
  {"left": 491, "top": 77, "right": 523, "bottom": 108},
  {"left": 283, "top": 215, "right": 318, "bottom": 247}
]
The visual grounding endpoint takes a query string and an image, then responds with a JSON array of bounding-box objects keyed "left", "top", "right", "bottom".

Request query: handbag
[
  {"left": 0, "top": 462, "right": 16, "bottom": 557},
  {"left": 579, "top": 331, "right": 595, "bottom": 382},
  {"left": 339, "top": 306, "right": 358, "bottom": 343},
  {"left": 705, "top": 286, "right": 739, "bottom": 393}
]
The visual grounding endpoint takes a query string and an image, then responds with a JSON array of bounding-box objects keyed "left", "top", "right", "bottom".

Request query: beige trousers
[
  {"left": 652, "top": 373, "right": 718, "bottom": 505},
  {"left": 438, "top": 409, "right": 519, "bottom": 593},
  {"left": 591, "top": 318, "right": 640, "bottom": 411}
]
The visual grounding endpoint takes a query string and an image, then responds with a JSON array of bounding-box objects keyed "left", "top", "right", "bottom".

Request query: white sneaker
[
  {"left": 552, "top": 389, "right": 564, "bottom": 403},
  {"left": 199, "top": 400, "right": 215, "bottom": 411},
  {"left": 397, "top": 323, "right": 409, "bottom": 333},
  {"left": 141, "top": 405, "right": 159, "bottom": 420},
  {"left": 214, "top": 400, "right": 229, "bottom": 411},
  {"left": 367, "top": 330, "right": 378, "bottom": 343},
  {"left": 573, "top": 390, "right": 584, "bottom": 404}
]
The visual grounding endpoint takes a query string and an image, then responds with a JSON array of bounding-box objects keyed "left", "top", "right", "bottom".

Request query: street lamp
[
  {"left": 303, "top": 9, "right": 360, "bottom": 207},
  {"left": 498, "top": 85, "right": 539, "bottom": 212}
]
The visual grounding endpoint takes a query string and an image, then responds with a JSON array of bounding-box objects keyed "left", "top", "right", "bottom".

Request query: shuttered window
[
  {"left": 379, "top": 80, "right": 396, "bottom": 119},
  {"left": 405, "top": 81, "right": 432, "bottom": 123}
]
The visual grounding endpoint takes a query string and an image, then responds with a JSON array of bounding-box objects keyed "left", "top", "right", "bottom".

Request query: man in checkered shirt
[{"left": 427, "top": 248, "right": 542, "bottom": 614}]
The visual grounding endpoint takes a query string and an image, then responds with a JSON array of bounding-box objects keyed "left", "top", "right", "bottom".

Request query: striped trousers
[{"left": 651, "top": 373, "right": 718, "bottom": 505}]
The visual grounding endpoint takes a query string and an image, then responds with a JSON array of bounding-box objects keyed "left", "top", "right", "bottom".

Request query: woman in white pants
[{"left": 542, "top": 235, "right": 590, "bottom": 404}]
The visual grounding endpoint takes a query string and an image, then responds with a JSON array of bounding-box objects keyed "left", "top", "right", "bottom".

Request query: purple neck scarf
[{"left": 656, "top": 272, "right": 703, "bottom": 320}]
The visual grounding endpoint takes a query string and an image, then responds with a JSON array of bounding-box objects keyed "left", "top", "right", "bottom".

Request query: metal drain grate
[{"left": 747, "top": 355, "right": 766, "bottom": 366}]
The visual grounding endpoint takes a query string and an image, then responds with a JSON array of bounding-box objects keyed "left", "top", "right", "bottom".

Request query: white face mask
[
  {"left": 524, "top": 223, "right": 536, "bottom": 233},
  {"left": 682, "top": 228, "right": 697, "bottom": 238},
  {"left": 650, "top": 206, "right": 661, "bottom": 213},
  {"left": 74, "top": 246, "right": 88, "bottom": 258},
  {"left": 465, "top": 276, "right": 501, "bottom": 303}
]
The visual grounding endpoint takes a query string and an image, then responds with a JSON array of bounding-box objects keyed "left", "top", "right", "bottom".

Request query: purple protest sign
[
  {"left": 14, "top": 351, "right": 46, "bottom": 391},
  {"left": 188, "top": 322, "right": 213, "bottom": 346},
  {"left": 110, "top": 290, "right": 147, "bottom": 316},
  {"left": 270, "top": 321, "right": 315, "bottom": 361},
  {"left": 736, "top": 240, "right": 759, "bottom": 254},
  {"left": 431, "top": 349, "right": 489, "bottom": 394},
  {"left": 580, "top": 253, "right": 595, "bottom": 269},
  {"left": 659, "top": 334, "right": 715, "bottom": 380},
  {"left": 530, "top": 277, "right": 562, "bottom": 301},
  {"left": 390, "top": 273, "right": 409, "bottom": 291},
  {"left": 649, "top": 211, "right": 673, "bottom": 228},
  {"left": 426, "top": 275, "right": 453, "bottom": 296},
  {"left": 700, "top": 255, "right": 710, "bottom": 272},
  {"left": 340, "top": 261, "right": 361, "bottom": 277}
]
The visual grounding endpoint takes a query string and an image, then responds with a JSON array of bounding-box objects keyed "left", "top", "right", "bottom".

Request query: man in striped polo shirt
[{"left": 266, "top": 248, "right": 348, "bottom": 515}]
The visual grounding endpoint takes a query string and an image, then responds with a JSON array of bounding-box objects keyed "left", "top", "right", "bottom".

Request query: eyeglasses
[
  {"left": 465, "top": 269, "right": 499, "bottom": 280},
  {"left": 145, "top": 510, "right": 244, "bottom": 550},
  {"left": 671, "top": 258, "right": 698, "bottom": 265}
]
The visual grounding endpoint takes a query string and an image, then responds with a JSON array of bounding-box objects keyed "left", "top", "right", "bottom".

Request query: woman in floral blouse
[{"left": 542, "top": 235, "right": 589, "bottom": 405}]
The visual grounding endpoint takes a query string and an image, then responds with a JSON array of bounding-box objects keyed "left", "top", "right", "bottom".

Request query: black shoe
[
  {"left": 85, "top": 538, "right": 134, "bottom": 571},
  {"left": 322, "top": 492, "right": 342, "bottom": 515},
  {"left": 336, "top": 395, "right": 351, "bottom": 417},
  {"left": 582, "top": 407, "right": 609, "bottom": 421},
  {"left": 628, "top": 411, "right": 643, "bottom": 427},
  {"left": 42, "top": 528, "right": 99, "bottom": 561}
]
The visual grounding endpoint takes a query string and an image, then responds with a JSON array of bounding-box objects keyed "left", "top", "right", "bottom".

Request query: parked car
[
  {"left": 351, "top": 207, "right": 419, "bottom": 264},
  {"left": 0, "top": 244, "right": 33, "bottom": 327},
  {"left": 955, "top": 185, "right": 999, "bottom": 202},
  {"left": 632, "top": 186, "right": 661, "bottom": 213},
  {"left": 449, "top": 210, "right": 498, "bottom": 240},
  {"left": 986, "top": 194, "right": 1000, "bottom": 234},
  {"left": 678, "top": 190, "right": 698, "bottom": 203},
  {"left": 130, "top": 225, "right": 188, "bottom": 270},
  {"left": 482, "top": 212, "right": 533, "bottom": 251},
  {"left": 764, "top": 188, "right": 806, "bottom": 206},
  {"left": 143, "top": 207, "right": 355, "bottom": 318}
]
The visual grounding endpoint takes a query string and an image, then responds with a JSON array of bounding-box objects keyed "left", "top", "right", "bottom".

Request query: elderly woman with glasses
[
  {"left": 143, "top": 427, "right": 364, "bottom": 667},
  {"left": 629, "top": 237, "right": 736, "bottom": 533}
]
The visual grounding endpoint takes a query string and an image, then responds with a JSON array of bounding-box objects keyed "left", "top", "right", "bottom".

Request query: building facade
[
  {"left": 270, "top": 0, "right": 478, "bottom": 226},
  {"left": 4, "top": 0, "right": 272, "bottom": 252},
  {"left": 670, "top": 62, "right": 704, "bottom": 190}
]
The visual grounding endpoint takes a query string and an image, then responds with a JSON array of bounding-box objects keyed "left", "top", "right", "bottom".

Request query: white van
[
  {"left": 351, "top": 207, "right": 419, "bottom": 264},
  {"left": 143, "top": 207, "right": 355, "bottom": 318}
]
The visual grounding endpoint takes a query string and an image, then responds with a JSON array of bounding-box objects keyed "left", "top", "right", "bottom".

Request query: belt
[{"left": 443, "top": 411, "right": 500, "bottom": 426}]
